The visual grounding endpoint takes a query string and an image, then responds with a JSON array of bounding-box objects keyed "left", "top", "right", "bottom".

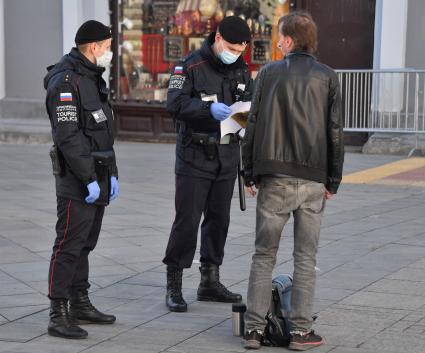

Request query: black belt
[
  {"left": 191, "top": 133, "right": 217, "bottom": 145},
  {"left": 176, "top": 121, "right": 238, "bottom": 145},
  {"left": 190, "top": 132, "right": 238, "bottom": 145}
]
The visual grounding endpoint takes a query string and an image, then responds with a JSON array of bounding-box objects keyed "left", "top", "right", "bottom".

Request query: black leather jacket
[
  {"left": 242, "top": 52, "right": 344, "bottom": 193},
  {"left": 44, "top": 48, "right": 118, "bottom": 205}
]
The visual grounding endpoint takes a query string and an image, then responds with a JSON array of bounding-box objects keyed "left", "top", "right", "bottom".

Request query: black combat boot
[
  {"left": 166, "top": 267, "right": 187, "bottom": 312},
  {"left": 197, "top": 263, "right": 242, "bottom": 303},
  {"left": 69, "top": 291, "right": 116, "bottom": 324},
  {"left": 48, "top": 299, "right": 88, "bottom": 339}
]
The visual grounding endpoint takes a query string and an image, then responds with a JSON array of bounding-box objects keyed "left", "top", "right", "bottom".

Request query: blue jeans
[{"left": 245, "top": 176, "right": 326, "bottom": 332}]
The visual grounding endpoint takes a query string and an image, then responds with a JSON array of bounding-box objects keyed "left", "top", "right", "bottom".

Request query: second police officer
[
  {"left": 44, "top": 21, "right": 119, "bottom": 339},
  {"left": 163, "top": 16, "right": 253, "bottom": 312}
]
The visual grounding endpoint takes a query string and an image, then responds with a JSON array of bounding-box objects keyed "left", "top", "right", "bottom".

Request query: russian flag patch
[
  {"left": 174, "top": 66, "right": 183, "bottom": 74},
  {"left": 60, "top": 92, "right": 73, "bottom": 102}
]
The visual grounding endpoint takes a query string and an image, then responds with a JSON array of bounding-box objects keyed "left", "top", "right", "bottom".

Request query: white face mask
[
  {"left": 96, "top": 50, "right": 113, "bottom": 68},
  {"left": 218, "top": 41, "right": 240, "bottom": 65}
]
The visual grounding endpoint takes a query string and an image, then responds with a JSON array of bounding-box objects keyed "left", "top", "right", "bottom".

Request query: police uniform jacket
[
  {"left": 44, "top": 48, "right": 118, "bottom": 205},
  {"left": 166, "top": 32, "right": 253, "bottom": 180}
]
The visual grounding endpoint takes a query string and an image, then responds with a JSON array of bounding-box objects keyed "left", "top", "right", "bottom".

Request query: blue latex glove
[
  {"left": 85, "top": 181, "right": 100, "bottom": 204},
  {"left": 210, "top": 102, "right": 231, "bottom": 121},
  {"left": 110, "top": 176, "right": 119, "bottom": 201}
]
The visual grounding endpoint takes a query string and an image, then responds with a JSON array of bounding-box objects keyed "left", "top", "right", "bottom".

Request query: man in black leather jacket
[
  {"left": 44, "top": 20, "right": 119, "bottom": 339},
  {"left": 163, "top": 16, "right": 253, "bottom": 312},
  {"left": 242, "top": 12, "right": 344, "bottom": 351}
]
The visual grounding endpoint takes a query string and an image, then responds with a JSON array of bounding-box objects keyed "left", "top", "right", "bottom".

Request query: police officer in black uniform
[
  {"left": 44, "top": 20, "right": 119, "bottom": 339},
  {"left": 163, "top": 16, "right": 253, "bottom": 312}
]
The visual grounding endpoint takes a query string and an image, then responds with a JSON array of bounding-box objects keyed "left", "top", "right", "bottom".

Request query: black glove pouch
[{"left": 91, "top": 150, "right": 115, "bottom": 206}]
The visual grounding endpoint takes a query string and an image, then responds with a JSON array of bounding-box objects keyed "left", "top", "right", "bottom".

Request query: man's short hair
[
  {"left": 278, "top": 11, "right": 317, "bottom": 54},
  {"left": 77, "top": 43, "right": 90, "bottom": 53},
  {"left": 77, "top": 39, "right": 109, "bottom": 53}
]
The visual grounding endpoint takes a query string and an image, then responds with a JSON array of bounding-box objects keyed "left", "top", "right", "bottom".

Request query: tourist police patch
[
  {"left": 56, "top": 105, "right": 77, "bottom": 123},
  {"left": 168, "top": 75, "right": 185, "bottom": 90}
]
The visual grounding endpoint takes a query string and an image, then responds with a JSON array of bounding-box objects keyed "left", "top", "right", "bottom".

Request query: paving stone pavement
[{"left": 1, "top": 142, "right": 425, "bottom": 353}]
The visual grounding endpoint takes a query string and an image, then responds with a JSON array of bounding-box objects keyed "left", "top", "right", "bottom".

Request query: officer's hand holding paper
[
  {"left": 220, "top": 101, "right": 251, "bottom": 138},
  {"left": 211, "top": 102, "right": 232, "bottom": 121}
]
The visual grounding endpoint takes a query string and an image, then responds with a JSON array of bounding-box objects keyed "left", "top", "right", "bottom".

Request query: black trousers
[
  {"left": 48, "top": 197, "right": 104, "bottom": 299},
  {"left": 163, "top": 174, "right": 236, "bottom": 269}
]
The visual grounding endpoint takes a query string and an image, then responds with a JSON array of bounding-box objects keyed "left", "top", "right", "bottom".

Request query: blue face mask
[{"left": 218, "top": 41, "right": 240, "bottom": 65}]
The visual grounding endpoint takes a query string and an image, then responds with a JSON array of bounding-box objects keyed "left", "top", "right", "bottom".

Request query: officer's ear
[
  {"left": 89, "top": 42, "right": 99, "bottom": 55},
  {"left": 78, "top": 42, "right": 97, "bottom": 56},
  {"left": 215, "top": 31, "right": 222, "bottom": 43}
]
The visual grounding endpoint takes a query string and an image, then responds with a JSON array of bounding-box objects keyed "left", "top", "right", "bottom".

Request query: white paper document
[{"left": 220, "top": 101, "right": 251, "bottom": 138}]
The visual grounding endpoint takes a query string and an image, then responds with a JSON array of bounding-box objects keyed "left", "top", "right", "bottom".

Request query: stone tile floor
[{"left": 0, "top": 142, "right": 424, "bottom": 353}]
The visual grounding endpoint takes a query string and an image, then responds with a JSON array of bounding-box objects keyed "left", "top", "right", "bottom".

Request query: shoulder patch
[
  {"left": 56, "top": 105, "right": 77, "bottom": 123},
  {"left": 60, "top": 92, "right": 73, "bottom": 102},
  {"left": 168, "top": 74, "right": 186, "bottom": 90},
  {"left": 174, "top": 66, "right": 184, "bottom": 74}
]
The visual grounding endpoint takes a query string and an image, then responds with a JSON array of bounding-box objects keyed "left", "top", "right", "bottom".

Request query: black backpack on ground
[{"left": 262, "top": 276, "right": 292, "bottom": 347}]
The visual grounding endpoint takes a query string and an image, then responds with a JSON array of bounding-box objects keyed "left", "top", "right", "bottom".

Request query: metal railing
[{"left": 336, "top": 69, "right": 425, "bottom": 133}]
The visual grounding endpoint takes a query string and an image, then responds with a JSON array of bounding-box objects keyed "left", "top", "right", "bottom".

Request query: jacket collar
[
  {"left": 68, "top": 47, "right": 105, "bottom": 79},
  {"left": 200, "top": 32, "right": 247, "bottom": 73},
  {"left": 44, "top": 48, "right": 107, "bottom": 94},
  {"left": 285, "top": 51, "right": 316, "bottom": 60}
]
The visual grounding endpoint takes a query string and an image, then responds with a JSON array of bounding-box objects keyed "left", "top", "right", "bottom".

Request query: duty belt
[
  {"left": 176, "top": 121, "right": 238, "bottom": 145},
  {"left": 182, "top": 132, "right": 238, "bottom": 160},
  {"left": 190, "top": 132, "right": 239, "bottom": 145}
]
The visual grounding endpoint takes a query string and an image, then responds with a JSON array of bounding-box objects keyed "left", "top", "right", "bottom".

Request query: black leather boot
[
  {"left": 48, "top": 299, "right": 88, "bottom": 339},
  {"left": 197, "top": 263, "right": 242, "bottom": 303},
  {"left": 166, "top": 267, "right": 187, "bottom": 312},
  {"left": 69, "top": 291, "right": 116, "bottom": 324}
]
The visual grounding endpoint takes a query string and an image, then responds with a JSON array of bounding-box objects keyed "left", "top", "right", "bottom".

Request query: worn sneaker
[
  {"left": 289, "top": 330, "right": 323, "bottom": 351},
  {"left": 244, "top": 330, "right": 263, "bottom": 350}
]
